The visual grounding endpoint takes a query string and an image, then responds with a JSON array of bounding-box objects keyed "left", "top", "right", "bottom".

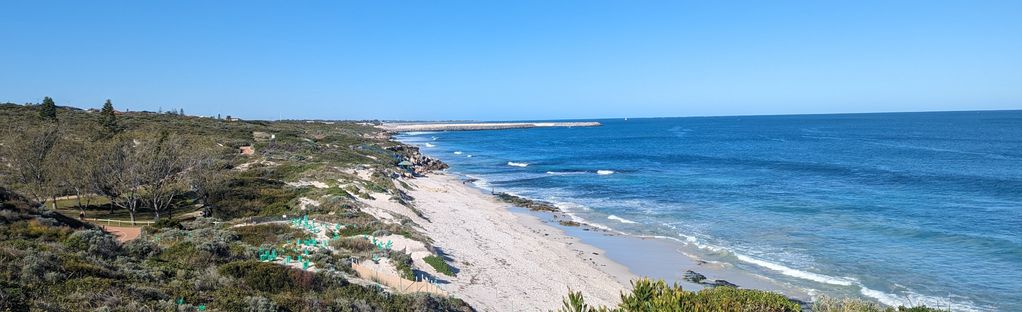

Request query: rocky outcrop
[
  {"left": 683, "top": 270, "right": 707, "bottom": 283},
  {"left": 682, "top": 269, "right": 739, "bottom": 288},
  {"left": 387, "top": 145, "right": 449, "bottom": 175}
]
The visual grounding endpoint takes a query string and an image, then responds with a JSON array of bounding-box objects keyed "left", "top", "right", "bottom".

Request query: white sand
[{"left": 400, "top": 174, "right": 634, "bottom": 311}]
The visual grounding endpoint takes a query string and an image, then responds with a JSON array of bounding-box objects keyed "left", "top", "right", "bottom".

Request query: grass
[{"left": 423, "top": 255, "right": 454, "bottom": 276}]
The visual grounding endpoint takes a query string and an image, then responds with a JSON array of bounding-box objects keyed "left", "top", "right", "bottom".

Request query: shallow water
[{"left": 397, "top": 111, "right": 1022, "bottom": 311}]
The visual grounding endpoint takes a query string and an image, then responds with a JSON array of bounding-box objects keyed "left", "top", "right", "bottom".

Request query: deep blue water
[{"left": 397, "top": 111, "right": 1022, "bottom": 311}]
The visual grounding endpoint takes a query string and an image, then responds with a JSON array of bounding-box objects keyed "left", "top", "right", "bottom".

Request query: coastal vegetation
[
  {"left": 0, "top": 99, "right": 952, "bottom": 311},
  {"left": 0, "top": 99, "right": 469, "bottom": 311},
  {"left": 424, "top": 255, "right": 455, "bottom": 276},
  {"left": 559, "top": 279, "right": 947, "bottom": 312}
]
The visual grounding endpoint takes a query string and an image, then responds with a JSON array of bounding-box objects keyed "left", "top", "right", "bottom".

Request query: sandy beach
[
  {"left": 365, "top": 170, "right": 814, "bottom": 311},
  {"left": 397, "top": 173, "right": 634, "bottom": 310}
]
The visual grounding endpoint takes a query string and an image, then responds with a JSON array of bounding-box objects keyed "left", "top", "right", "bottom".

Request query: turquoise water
[{"left": 396, "top": 111, "right": 1022, "bottom": 311}]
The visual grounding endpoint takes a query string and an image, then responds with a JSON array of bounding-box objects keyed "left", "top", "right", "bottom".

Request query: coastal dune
[{"left": 403, "top": 174, "right": 632, "bottom": 310}]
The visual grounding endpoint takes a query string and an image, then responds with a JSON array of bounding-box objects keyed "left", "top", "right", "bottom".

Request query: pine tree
[
  {"left": 39, "top": 96, "right": 57, "bottom": 120},
  {"left": 101, "top": 99, "right": 119, "bottom": 134}
]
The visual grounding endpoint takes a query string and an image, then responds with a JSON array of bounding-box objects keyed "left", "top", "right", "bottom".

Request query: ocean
[{"left": 396, "top": 110, "right": 1022, "bottom": 311}]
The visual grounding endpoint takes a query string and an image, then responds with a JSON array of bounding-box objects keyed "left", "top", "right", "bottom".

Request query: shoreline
[
  {"left": 402, "top": 172, "right": 812, "bottom": 310},
  {"left": 388, "top": 128, "right": 989, "bottom": 311},
  {"left": 381, "top": 121, "right": 601, "bottom": 132},
  {"left": 402, "top": 173, "right": 632, "bottom": 310}
]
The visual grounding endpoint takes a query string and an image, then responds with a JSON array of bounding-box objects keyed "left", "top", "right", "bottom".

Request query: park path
[{"left": 101, "top": 225, "right": 141, "bottom": 242}]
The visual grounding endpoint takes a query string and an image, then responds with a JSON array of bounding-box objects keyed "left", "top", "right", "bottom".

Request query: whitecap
[
  {"left": 453, "top": 151, "right": 463, "bottom": 155},
  {"left": 546, "top": 171, "right": 584, "bottom": 175},
  {"left": 424, "top": 143, "right": 436, "bottom": 147},
  {"left": 608, "top": 215, "right": 638, "bottom": 224},
  {"left": 733, "top": 254, "right": 856, "bottom": 286},
  {"left": 860, "top": 287, "right": 985, "bottom": 312},
  {"left": 507, "top": 161, "right": 529, "bottom": 167},
  {"left": 467, "top": 155, "right": 473, "bottom": 158},
  {"left": 596, "top": 170, "right": 615, "bottom": 175}
]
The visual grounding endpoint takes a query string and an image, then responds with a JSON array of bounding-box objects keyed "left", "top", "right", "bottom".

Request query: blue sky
[{"left": 2, "top": 1, "right": 1020, "bottom": 120}]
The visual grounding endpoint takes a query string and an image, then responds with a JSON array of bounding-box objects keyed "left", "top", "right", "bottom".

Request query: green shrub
[
  {"left": 813, "top": 295, "right": 948, "bottom": 312},
  {"left": 389, "top": 251, "right": 415, "bottom": 280},
  {"left": 63, "top": 229, "right": 120, "bottom": 259},
  {"left": 233, "top": 223, "right": 304, "bottom": 246},
  {"left": 330, "top": 237, "right": 375, "bottom": 253},
  {"left": 561, "top": 278, "right": 801, "bottom": 312},
  {"left": 153, "top": 217, "right": 182, "bottom": 229},
  {"left": 218, "top": 260, "right": 328, "bottom": 293},
  {"left": 423, "top": 255, "right": 454, "bottom": 276}
]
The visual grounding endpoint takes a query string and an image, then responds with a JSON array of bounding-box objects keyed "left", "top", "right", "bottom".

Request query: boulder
[{"left": 683, "top": 270, "right": 707, "bottom": 283}]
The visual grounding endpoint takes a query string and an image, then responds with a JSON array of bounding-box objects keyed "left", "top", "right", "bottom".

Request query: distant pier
[{"left": 381, "top": 121, "right": 601, "bottom": 132}]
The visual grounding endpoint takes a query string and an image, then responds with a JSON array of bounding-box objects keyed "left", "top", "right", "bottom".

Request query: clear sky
[{"left": 2, "top": 1, "right": 1020, "bottom": 121}]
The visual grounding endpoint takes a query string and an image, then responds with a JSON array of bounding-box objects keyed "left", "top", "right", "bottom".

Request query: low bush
[
  {"left": 424, "top": 255, "right": 454, "bottom": 276},
  {"left": 561, "top": 278, "right": 801, "bottom": 312},
  {"left": 218, "top": 260, "right": 329, "bottom": 293},
  {"left": 331, "top": 236, "right": 375, "bottom": 253},
  {"left": 234, "top": 223, "right": 305, "bottom": 246},
  {"left": 813, "top": 296, "right": 948, "bottom": 312},
  {"left": 389, "top": 251, "right": 415, "bottom": 280},
  {"left": 63, "top": 229, "right": 120, "bottom": 259}
]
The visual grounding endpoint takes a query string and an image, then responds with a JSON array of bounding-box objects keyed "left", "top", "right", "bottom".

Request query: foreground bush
[
  {"left": 812, "top": 295, "right": 948, "bottom": 312},
  {"left": 562, "top": 279, "right": 948, "bottom": 312},
  {"left": 561, "top": 278, "right": 801, "bottom": 312}
]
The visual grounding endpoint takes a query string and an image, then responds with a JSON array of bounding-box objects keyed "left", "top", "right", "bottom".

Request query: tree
[
  {"left": 90, "top": 138, "right": 127, "bottom": 217},
  {"left": 189, "top": 145, "right": 230, "bottom": 217},
  {"left": 0, "top": 125, "right": 60, "bottom": 207},
  {"left": 50, "top": 138, "right": 95, "bottom": 216},
  {"left": 134, "top": 133, "right": 195, "bottom": 221},
  {"left": 100, "top": 99, "right": 119, "bottom": 134},
  {"left": 39, "top": 97, "right": 57, "bottom": 120}
]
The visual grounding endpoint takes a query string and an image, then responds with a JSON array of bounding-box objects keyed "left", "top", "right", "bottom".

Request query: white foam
[
  {"left": 860, "top": 287, "right": 985, "bottom": 312},
  {"left": 608, "top": 215, "right": 638, "bottom": 224},
  {"left": 424, "top": 143, "right": 436, "bottom": 147},
  {"left": 507, "top": 161, "right": 529, "bottom": 167},
  {"left": 546, "top": 171, "right": 584, "bottom": 175},
  {"left": 733, "top": 254, "right": 856, "bottom": 286},
  {"left": 596, "top": 170, "right": 615, "bottom": 175},
  {"left": 466, "top": 175, "right": 490, "bottom": 189},
  {"left": 402, "top": 131, "right": 438, "bottom": 136},
  {"left": 453, "top": 151, "right": 463, "bottom": 155},
  {"left": 467, "top": 155, "right": 473, "bottom": 158}
]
